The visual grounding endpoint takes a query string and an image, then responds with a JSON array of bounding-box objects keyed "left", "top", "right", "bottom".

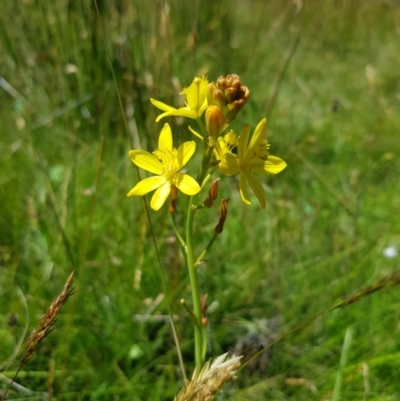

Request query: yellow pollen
[
  {"left": 153, "top": 148, "right": 179, "bottom": 179},
  {"left": 254, "top": 140, "right": 270, "bottom": 160}
]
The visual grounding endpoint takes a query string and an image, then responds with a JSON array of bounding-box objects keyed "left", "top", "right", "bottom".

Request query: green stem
[
  {"left": 185, "top": 118, "right": 215, "bottom": 370},
  {"left": 196, "top": 118, "right": 215, "bottom": 185},
  {"left": 180, "top": 298, "right": 197, "bottom": 323},
  {"left": 195, "top": 232, "right": 218, "bottom": 266},
  {"left": 170, "top": 215, "right": 186, "bottom": 247},
  {"left": 200, "top": 165, "right": 218, "bottom": 190},
  {"left": 186, "top": 198, "right": 203, "bottom": 370},
  {"left": 197, "top": 146, "right": 214, "bottom": 185},
  {"left": 202, "top": 325, "right": 208, "bottom": 361}
]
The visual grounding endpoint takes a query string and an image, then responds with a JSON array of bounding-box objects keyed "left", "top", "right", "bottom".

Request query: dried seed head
[
  {"left": 204, "top": 179, "right": 220, "bottom": 208},
  {"left": 20, "top": 271, "right": 74, "bottom": 367},
  {"left": 215, "top": 199, "right": 230, "bottom": 234},
  {"left": 175, "top": 353, "right": 242, "bottom": 401}
]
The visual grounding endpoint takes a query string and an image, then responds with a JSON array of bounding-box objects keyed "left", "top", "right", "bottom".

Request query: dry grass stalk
[
  {"left": 175, "top": 353, "right": 242, "bottom": 401},
  {"left": 20, "top": 271, "right": 75, "bottom": 367},
  {"left": 331, "top": 273, "right": 400, "bottom": 311}
]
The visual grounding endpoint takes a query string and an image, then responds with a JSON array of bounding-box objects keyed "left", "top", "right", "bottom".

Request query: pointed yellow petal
[
  {"left": 174, "top": 108, "right": 198, "bottom": 119},
  {"left": 245, "top": 118, "right": 266, "bottom": 162},
  {"left": 154, "top": 111, "right": 174, "bottom": 122},
  {"left": 183, "top": 77, "right": 208, "bottom": 117},
  {"left": 268, "top": 155, "right": 287, "bottom": 168},
  {"left": 155, "top": 107, "right": 197, "bottom": 122},
  {"left": 219, "top": 152, "right": 240, "bottom": 176},
  {"left": 176, "top": 141, "right": 196, "bottom": 169},
  {"left": 173, "top": 173, "right": 201, "bottom": 195},
  {"left": 244, "top": 171, "right": 266, "bottom": 209},
  {"left": 159, "top": 123, "right": 173, "bottom": 151},
  {"left": 151, "top": 99, "right": 198, "bottom": 122},
  {"left": 129, "top": 150, "right": 163, "bottom": 175},
  {"left": 213, "top": 137, "right": 225, "bottom": 160},
  {"left": 151, "top": 181, "right": 171, "bottom": 210},
  {"left": 252, "top": 155, "right": 287, "bottom": 175},
  {"left": 239, "top": 172, "right": 251, "bottom": 205},
  {"left": 238, "top": 125, "right": 251, "bottom": 161},
  {"left": 127, "top": 176, "right": 166, "bottom": 197},
  {"left": 199, "top": 100, "right": 208, "bottom": 116},
  {"left": 150, "top": 98, "right": 177, "bottom": 112}
]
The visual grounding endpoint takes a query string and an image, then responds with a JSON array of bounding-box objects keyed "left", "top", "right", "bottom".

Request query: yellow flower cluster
[{"left": 127, "top": 75, "right": 286, "bottom": 210}]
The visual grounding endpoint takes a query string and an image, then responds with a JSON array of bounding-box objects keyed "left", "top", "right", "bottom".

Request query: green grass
[{"left": 1, "top": 0, "right": 400, "bottom": 399}]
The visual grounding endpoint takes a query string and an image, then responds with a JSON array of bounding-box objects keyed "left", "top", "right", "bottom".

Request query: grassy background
[{"left": 1, "top": 0, "right": 400, "bottom": 399}]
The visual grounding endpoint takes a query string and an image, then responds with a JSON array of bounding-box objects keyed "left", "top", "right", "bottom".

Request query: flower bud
[
  {"left": 215, "top": 198, "right": 230, "bottom": 234},
  {"left": 207, "top": 83, "right": 226, "bottom": 108},
  {"left": 205, "top": 105, "right": 225, "bottom": 137},
  {"left": 207, "top": 74, "right": 250, "bottom": 124},
  {"left": 224, "top": 87, "right": 238, "bottom": 104},
  {"left": 204, "top": 178, "right": 220, "bottom": 208}
]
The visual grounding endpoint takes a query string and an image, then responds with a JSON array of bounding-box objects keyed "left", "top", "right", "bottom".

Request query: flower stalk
[
  {"left": 186, "top": 194, "right": 205, "bottom": 370},
  {"left": 127, "top": 74, "right": 287, "bottom": 374}
]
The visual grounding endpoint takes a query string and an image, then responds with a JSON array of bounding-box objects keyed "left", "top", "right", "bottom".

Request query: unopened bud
[
  {"left": 169, "top": 185, "right": 178, "bottom": 215},
  {"left": 224, "top": 98, "right": 246, "bottom": 123},
  {"left": 205, "top": 105, "right": 225, "bottom": 137},
  {"left": 224, "top": 87, "right": 238, "bottom": 104},
  {"left": 204, "top": 178, "right": 220, "bottom": 208},
  {"left": 215, "top": 198, "right": 230, "bottom": 234},
  {"left": 207, "top": 83, "right": 226, "bottom": 108},
  {"left": 217, "top": 74, "right": 241, "bottom": 92},
  {"left": 216, "top": 76, "right": 227, "bottom": 89},
  {"left": 207, "top": 74, "right": 250, "bottom": 124}
]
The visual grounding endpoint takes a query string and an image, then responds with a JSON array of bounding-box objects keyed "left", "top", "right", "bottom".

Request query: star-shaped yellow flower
[
  {"left": 150, "top": 77, "right": 208, "bottom": 122},
  {"left": 216, "top": 118, "right": 287, "bottom": 208},
  {"left": 127, "top": 124, "right": 201, "bottom": 211}
]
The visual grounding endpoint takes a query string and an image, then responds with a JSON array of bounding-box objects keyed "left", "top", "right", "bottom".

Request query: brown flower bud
[
  {"left": 225, "top": 87, "right": 238, "bottom": 104},
  {"left": 205, "top": 105, "right": 225, "bottom": 137},
  {"left": 169, "top": 184, "right": 178, "bottom": 215},
  {"left": 208, "top": 74, "right": 250, "bottom": 124},
  {"left": 215, "top": 198, "right": 230, "bottom": 234},
  {"left": 204, "top": 178, "right": 220, "bottom": 208},
  {"left": 207, "top": 83, "right": 226, "bottom": 108}
]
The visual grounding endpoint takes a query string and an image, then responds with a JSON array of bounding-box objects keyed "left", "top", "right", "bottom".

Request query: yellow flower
[
  {"left": 217, "top": 118, "right": 287, "bottom": 208},
  {"left": 150, "top": 77, "right": 208, "bottom": 122},
  {"left": 127, "top": 124, "right": 201, "bottom": 211},
  {"left": 214, "top": 130, "right": 238, "bottom": 159}
]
